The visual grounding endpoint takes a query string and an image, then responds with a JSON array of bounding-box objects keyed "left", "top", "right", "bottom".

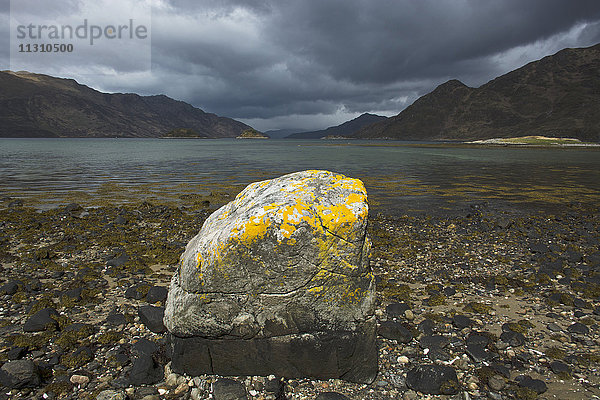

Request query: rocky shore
[{"left": 0, "top": 197, "right": 598, "bottom": 399}]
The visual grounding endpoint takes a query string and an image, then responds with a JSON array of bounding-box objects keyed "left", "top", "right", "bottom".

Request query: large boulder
[{"left": 165, "top": 170, "right": 376, "bottom": 383}]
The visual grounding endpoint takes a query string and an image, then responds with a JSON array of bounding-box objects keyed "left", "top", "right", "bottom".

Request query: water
[{"left": 1, "top": 138, "right": 599, "bottom": 215}]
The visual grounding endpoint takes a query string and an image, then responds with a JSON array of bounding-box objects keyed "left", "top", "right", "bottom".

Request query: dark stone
[
  {"left": 62, "top": 287, "right": 83, "bottom": 301},
  {"left": 378, "top": 321, "right": 412, "bottom": 343},
  {"left": 213, "top": 378, "right": 248, "bottom": 400},
  {"left": 517, "top": 375, "right": 547, "bottom": 394},
  {"left": 125, "top": 284, "right": 148, "bottom": 300},
  {"left": 500, "top": 331, "right": 526, "bottom": 347},
  {"left": 406, "top": 364, "right": 460, "bottom": 395},
  {"left": 567, "top": 322, "right": 589, "bottom": 335},
  {"left": 146, "top": 286, "right": 168, "bottom": 304},
  {"left": 105, "top": 313, "right": 127, "bottom": 327},
  {"left": 315, "top": 392, "right": 350, "bottom": 400},
  {"left": 550, "top": 360, "right": 571, "bottom": 375},
  {"left": 0, "top": 281, "right": 19, "bottom": 296},
  {"left": 419, "top": 335, "right": 449, "bottom": 349},
  {"left": 132, "top": 338, "right": 159, "bottom": 356},
  {"left": 7, "top": 347, "right": 27, "bottom": 360},
  {"left": 170, "top": 330, "right": 378, "bottom": 384},
  {"left": 129, "top": 353, "right": 163, "bottom": 385},
  {"left": 385, "top": 302, "right": 410, "bottom": 318},
  {"left": 264, "top": 376, "right": 284, "bottom": 397},
  {"left": 547, "top": 323, "right": 562, "bottom": 332},
  {"left": 106, "top": 346, "right": 130, "bottom": 368},
  {"left": 529, "top": 243, "right": 548, "bottom": 254},
  {"left": 417, "top": 319, "right": 435, "bottom": 335},
  {"left": 0, "top": 360, "right": 41, "bottom": 388},
  {"left": 138, "top": 306, "right": 166, "bottom": 333},
  {"left": 490, "top": 363, "right": 511, "bottom": 379},
  {"left": 452, "top": 314, "right": 473, "bottom": 329},
  {"left": 574, "top": 310, "right": 586, "bottom": 318},
  {"left": 106, "top": 253, "right": 129, "bottom": 268},
  {"left": 443, "top": 287, "right": 456, "bottom": 297},
  {"left": 466, "top": 333, "right": 489, "bottom": 347},
  {"left": 466, "top": 342, "right": 496, "bottom": 362},
  {"left": 23, "top": 308, "right": 59, "bottom": 332},
  {"left": 573, "top": 298, "right": 590, "bottom": 309}
]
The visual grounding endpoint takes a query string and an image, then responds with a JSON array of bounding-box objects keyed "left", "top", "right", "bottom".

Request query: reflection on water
[{"left": 1, "top": 138, "right": 599, "bottom": 215}]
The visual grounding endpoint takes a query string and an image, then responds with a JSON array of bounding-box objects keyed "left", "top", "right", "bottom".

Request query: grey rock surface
[{"left": 165, "top": 170, "right": 376, "bottom": 382}]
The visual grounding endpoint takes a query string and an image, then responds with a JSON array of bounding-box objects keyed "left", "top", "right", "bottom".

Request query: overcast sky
[{"left": 2, "top": 0, "right": 600, "bottom": 131}]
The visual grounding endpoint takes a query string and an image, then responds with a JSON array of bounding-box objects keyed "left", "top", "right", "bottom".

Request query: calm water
[{"left": 1, "top": 138, "right": 599, "bottom": 215}]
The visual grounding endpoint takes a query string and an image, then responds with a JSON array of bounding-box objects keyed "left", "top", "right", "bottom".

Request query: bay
[{"left": 0, "top": 138, "right": 599, "bottom": 215}]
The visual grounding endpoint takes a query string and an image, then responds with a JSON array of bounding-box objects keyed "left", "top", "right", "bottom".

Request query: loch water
[{"left": 1, "top": 138, "right": 599, "bottom": 215}]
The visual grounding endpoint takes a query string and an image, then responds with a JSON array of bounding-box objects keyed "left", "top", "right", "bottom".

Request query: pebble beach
[{"left": 0, "top": 194, "right": 598, "bottom": 399}]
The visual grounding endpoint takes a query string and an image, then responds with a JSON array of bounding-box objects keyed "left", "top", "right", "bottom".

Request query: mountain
[
  {"left": 263, "top": 129, "right": 308, "bottom": 139},
  {"left": 0, "top": 71, "right": 252, "bottom": 138},
  {"left": 355, "top": 44, "right": 600, "bottom": 142},
  {"left": 287, "top": 113, "right": 387, "bottom": 139}
]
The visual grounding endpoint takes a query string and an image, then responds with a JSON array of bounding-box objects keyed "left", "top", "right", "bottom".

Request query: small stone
[
  {"left": 517, "top": 375, "right": 547, "bottom": 394},
  {"left": 403, "top": 389, "right": 418, "bottom": 400},
  {"left": 166, "top": 373, "right": 179, "bottom": 388},
  {"left": 406, "top": 364, "right": 460, "bottom": 395},
  {"left": 550, "top": 360, "right": 571, "bottom": 375},
  {"left": 146, "top": 286, "right": 168, "bottom": 304},
  {"left": 125, "top": 284, "right": 148, "bottom": 300},
  {"left": 0, "top": 281, "right": 19, "bottom": 296},
  {"left": 547, "top": 322, "right": 562, "bottom": 332},
  {"left": 315, "top": 392, "right": 351, "bottom": 400},
  {"left": 23, "top": 307, "right": 59, "bottom": 332},
  {"left": 398, "top": 355, "right": 409, "bottom": 364},
  {"left": 500, "top": 331, "right": 525, "bottom": 347},
  {"left": 452, "top": 314, "right": 473, "bottom": 329},
  {"left": 138, "top": 305, "right": 166, "bottom": 333},
  {"left": 129, "top": 353, "right": 163, "bottom": 385},
  {"left": 213, "top": 378, "right": 248, "bottom": 400},
  {"left": 70, "top": 374, "right": 90, "bottom": 386},
  {"left": 174, "top": 382, "right": 189, "bottom": 395},
  {"left": 378, "top": 321, "right": 413, "bottom": 343},
  {"left": 567, "top": 322, "right": 589, "bottom": 335},
  {"left": 418, "top": 319, "right": 436, "bottom": 335},
  {"left": 0, "top": 359, "right": 40, "bottom": 389},
  {"left": 96, "top": 390, "right": 127, "bottom": 400},
  {"left": 404, "top": 310, "right": 414, "bottom": 320},
  {"left": 386, "top": 302, "right": 410, "bottom": 318},
  {"left": 488, "top": 375, "right": 505, "bottom": 391},
  {"left": 190, "top": 388, "right": 203, "bottom": 400}
]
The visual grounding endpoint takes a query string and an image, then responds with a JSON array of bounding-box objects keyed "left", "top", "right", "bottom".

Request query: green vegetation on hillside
[{"left": 237, "top": 129, "right": 269, "bottom": 139}]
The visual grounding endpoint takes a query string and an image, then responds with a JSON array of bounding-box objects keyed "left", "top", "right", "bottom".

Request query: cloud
[{"left": 5, "top": 0, "right": 600, "bottom": 130}]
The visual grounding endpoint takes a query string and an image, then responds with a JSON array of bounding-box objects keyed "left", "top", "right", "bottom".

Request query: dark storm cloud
[
  {"left": 137, "top": 0, "right": 600, "bottom": 129},
  {"left": 264, "top": 0, "right": 600, "bottom": 84},
  {"left": 6, "top": 0, "right": 600, "bottom": 130}
]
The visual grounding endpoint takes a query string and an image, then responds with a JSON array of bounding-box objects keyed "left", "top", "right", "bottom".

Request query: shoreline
[{"left": 0, "top": 199, "right": 598, "bottom": 399}]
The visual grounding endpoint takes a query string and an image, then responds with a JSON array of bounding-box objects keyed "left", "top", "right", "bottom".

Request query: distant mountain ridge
[
  {"left": 355, "top": 44, "right": 600, "bottom": 142},
  {"left": 0, "top": 71, "right": 252, "bottom": 138},
  {"left": 287, "top": 113, "right": 387, "bottom": 139},
  {"left": 264, "top": 129, "right": 308, "bottom": 139}
]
